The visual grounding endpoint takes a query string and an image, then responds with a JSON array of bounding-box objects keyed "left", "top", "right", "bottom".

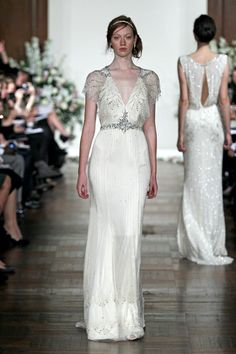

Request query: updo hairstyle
[
  {"left": 106, "top": 15, "right": 143, "bottom": 58},
  {"left": 193, "top": 14, "right": 216, "bottom": 43}
]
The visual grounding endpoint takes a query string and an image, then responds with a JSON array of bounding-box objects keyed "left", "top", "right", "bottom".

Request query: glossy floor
[{"left": 0, "top": 161, "right": 236, "bottom": 354}]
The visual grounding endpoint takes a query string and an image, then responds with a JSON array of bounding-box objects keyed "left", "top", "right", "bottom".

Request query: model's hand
[
  {"left": 177, "top": 135, "right": 186, "bottom": 152},
  {"left": 224, "top": 132, "right": 232, "bottom": 150},
  {"left": 147, "top": 174, "right": 158, "bottom": 199},
  {"left": 76, "top": 173, "right": 89, "bottom": 199}
]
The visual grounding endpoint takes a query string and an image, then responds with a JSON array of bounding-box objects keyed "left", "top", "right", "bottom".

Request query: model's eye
[{"left": 113, "top": 36, "right": 119, "bottom": 40}]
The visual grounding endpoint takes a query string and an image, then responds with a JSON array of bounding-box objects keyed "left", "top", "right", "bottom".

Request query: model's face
[{"left": 110, "top": 25, "right": 136, "bottom": 57}]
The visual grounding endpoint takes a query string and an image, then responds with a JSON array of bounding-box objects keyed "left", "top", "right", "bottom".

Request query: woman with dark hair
[
  {"left": 76, "top": 15, "right": 160, "bottom": 341},
  {"left": 177, "top": 14, "right": 233, "bottom": 265}
]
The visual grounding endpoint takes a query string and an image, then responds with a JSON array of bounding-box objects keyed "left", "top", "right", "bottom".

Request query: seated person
[
  {"left": 0, "top": 174, "right": 15, "bottom": 284},
  {"left": 229, "top": 67, "right": 236, "bottom": 121},
  {"left": 0, "top": 76, "right": 61, "bottom": 180},
  {"left": 15, "top": 66, "right": 73, "bottom": 141},
  {"left": 0, "top": 163, "right": 28, "bottom": 246},
  {"left": 223, "top": 142, "right": 236, "bottom": 197},
  {"left": 0, "top": 39, "right": 73, "bottom": 140},
  {"left": 0, "top": 40, "right": 18, "bottom": 77},
  {"left": 0, "top": 167, "right": 29, "bottom": 284}
]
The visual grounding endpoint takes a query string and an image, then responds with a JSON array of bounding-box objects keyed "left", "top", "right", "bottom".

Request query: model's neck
[
  {"left": 197, "top": 42, "right": 210, "bottom": 50},
  {"left": 110, "top": 55, "right": 135, "bottom": 70}
]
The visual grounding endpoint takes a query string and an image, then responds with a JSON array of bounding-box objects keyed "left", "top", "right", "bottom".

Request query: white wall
[{"left": 49, "top": 0, "right": 207, "bottom": 156}]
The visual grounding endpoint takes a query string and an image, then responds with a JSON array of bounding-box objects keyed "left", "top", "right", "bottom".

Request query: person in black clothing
[
  {"left": 0, "top": 40, "right": 18, "bottom": 77},
  {"left": 0, "top": 174, "right": 16, "bottom": 284},
  {"left": 229, "top": 67, "right": 236, "bottom": 105},
  {"left": 0, "top": 165, "right": 29, "bottom": 243},
  {"left": 0, "top": 76, "right": 62, "bottom": 177},
  {"left": 0, "top": 41, "right": 67, "bottom": 179},
  {"left": 0, "top": 170, "right": 29, "bottom": 284},
  {"left": 223, "top": 67, "right": 236, "bottom": 210}
]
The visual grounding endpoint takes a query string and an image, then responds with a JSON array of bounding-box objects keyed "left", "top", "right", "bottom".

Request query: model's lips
[{"left": 119, "top": 48, "right": 127, "bottom": 51}]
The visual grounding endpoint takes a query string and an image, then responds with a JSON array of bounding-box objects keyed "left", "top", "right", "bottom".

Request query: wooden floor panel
[{"left": 0, "top": 160, "right": 235, "bottom": 354}]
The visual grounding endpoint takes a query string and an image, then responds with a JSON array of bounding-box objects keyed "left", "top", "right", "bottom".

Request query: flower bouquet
[
  {"left": 10, "top": 37, "right": 83, "bottom": 128},
  {"left": 211, "top": 37, "right": 236, "bottom": 71}
]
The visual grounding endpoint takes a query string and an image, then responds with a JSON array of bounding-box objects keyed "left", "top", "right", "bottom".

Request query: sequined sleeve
[
  {"left": 219, "top": 54, "right": 228, "bottom": 76},
  {"left": 83, "top": 70, "right": 105, "bottom": 102},
  {"left": 179, "top": 56, "right": 187, "bottom": 73},
  {"left": 144, "top": 71, "right": 161, "bottom": 105}
]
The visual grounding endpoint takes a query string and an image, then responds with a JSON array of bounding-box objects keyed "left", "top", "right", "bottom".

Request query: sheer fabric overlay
[
  {"left": 177, "top": 54, "right": 233, "bottom": 265},
  {"left": 78, "top": 67, "right": 160, "bottom": 341}
]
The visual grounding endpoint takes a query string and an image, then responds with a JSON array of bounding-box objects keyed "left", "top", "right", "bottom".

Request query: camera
[
  {"left": 4, "top": 141, "right": 17, "bottom": 155},
  {"left": 8, "top": 142, "right": 16, "bottom": 149},
  {"left": 21, "top": 83, "right": 29, "bottom": 91},
  {"left": 8, "top": 92, "right": 15, "bottom": 100}
]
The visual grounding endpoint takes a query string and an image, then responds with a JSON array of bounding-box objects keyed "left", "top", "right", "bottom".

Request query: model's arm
[
  {"left": 177, "top": 59, "right": 189, "bottom": 152},
  {"left": 76, "top": 97, "right": 97, "bottom": 199},
  {"left": 219, "top": 61, "right": 232, "bottom": 150},
  {"left": 143, "top": 104, "right": 158, "bottom": 199}
]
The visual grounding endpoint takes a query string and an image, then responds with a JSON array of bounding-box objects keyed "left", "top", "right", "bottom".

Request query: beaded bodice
[
  {"left": 83, "top": 66, "right": 160, "bottom": 131},
  {"left": 179, "top": 54, "right": 228, "bottom": 109}
]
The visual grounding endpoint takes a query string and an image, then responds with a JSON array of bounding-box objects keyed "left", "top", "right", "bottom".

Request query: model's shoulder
[
  {"left": 86, "top": 68, "right": 106, "bottom": 78},
  {"left": 140, "top": 68, "right": 160, "bottom": 80},
  {"left": 217, "top": 53, "right": 228, "bottom": 63},
  {"left": 216, "top": 54, "right": 229, "bottom": 74},
  {"left": 140, "top": 68, "right": 161, "bottom": 102},
  {"left": 85, "top": 68, "right": 108, "bottom": 86},
  {"left": 178, "top": 55, "right": 189, "bottom": 65},
  {"left": 218, "top": 53, "right": 227, "bottom": 59},
  {"left": 179, "top": 54, "right": 188, "bottom": 60}
]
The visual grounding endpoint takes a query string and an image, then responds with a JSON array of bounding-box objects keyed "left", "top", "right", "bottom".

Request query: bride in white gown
[
  {"left": 76, "top": 15, "right": 160, "bottom": 341},
  {"left": 177, "top": 15, "right": 233, "bottom": 266}
]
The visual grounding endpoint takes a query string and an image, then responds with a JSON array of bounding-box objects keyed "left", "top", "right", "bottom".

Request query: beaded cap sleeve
[
  {"left": 142, "top": 70, "right": 161, "bottom": 106},
  {"left": 83, "top": 70, "right": 106, "bottom": 102}
]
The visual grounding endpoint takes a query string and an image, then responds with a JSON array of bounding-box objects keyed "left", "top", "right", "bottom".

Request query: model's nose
[{"left": 120, "top": 37, "right": 126, "bottom": 45}]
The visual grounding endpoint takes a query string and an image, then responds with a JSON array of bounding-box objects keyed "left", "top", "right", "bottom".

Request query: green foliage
[{"left": 211, "top": 37, "right": 236, "bottom": 73}]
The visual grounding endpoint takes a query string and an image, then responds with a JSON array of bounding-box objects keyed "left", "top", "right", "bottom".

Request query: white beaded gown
[
  {"left": 79, "top": 67, "right": 160, "bottom": 341},
  {"left": 177, "top": 54, "right": 233, "bottom": 265}
]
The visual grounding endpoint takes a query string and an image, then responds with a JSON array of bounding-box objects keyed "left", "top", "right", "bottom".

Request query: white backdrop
[{"left": 49, "top": 0, "right": 207, "bottom": 157}]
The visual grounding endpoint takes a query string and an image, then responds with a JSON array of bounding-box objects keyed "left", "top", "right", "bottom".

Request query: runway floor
[{"left": 0, "top": 160, "right": 236, "bottom": 354}]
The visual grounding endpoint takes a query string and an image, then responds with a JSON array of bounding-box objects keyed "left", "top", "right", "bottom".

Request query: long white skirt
[
  {"left": 177, "top": 105, "right": 233, "bottom": 265},
  {"left": 82, "top": 129, "right": 150, "bottom": 341}
]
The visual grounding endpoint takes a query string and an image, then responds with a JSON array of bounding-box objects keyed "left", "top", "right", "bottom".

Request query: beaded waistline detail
[{"left": 101, "top": 111, "right": 142, "bottom": 133}]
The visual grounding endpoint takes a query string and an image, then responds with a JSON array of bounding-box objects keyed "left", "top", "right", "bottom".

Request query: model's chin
[{"left": 115, "top": 51, "right": 132, "bottom": 58}]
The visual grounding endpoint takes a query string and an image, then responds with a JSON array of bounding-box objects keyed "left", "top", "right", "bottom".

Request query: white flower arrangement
[
  {"left": 10, "top": 37, "right": 83, "bottom": 127},
  {"left": 211, "top": 37, "right": 236, "bottom": 72}
]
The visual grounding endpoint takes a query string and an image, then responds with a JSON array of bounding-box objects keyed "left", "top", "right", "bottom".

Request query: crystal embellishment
[{"left": 101, "top": 111, "right": 142, "bottom": 133}]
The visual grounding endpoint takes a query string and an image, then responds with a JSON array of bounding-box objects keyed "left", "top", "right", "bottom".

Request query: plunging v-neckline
[{"left": 106, "top": 66, "right": 141, "bottom": 107}]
